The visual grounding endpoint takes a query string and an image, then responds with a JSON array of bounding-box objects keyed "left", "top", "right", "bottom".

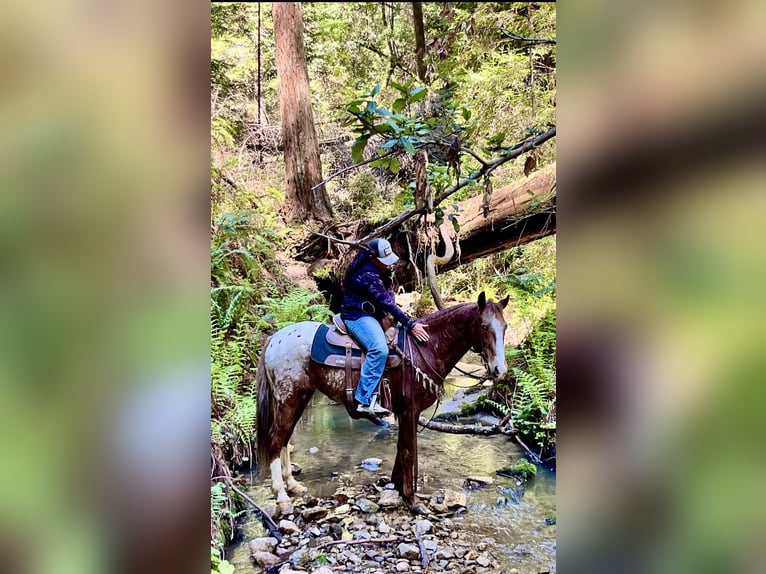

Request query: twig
[
  {"left": 415, "top": 529, "right": 431, "bottom": 570},
  {"left": 225, "top": 481, "right": 282, "bottom": 541},
  {"left": 313, "top": 536, "right": 399, "bottom": 551},
  {"left": 514, "top": 435, "right": 543, "bottom": 465},
  {"left": 499, "top": 27, "right": 556, "bottom": 45},
  {"left": 310, "top": 231, "right": 375, "bottom": 254},
  {"left": 311, "top": 148, "right": 399, "bottom": 190}
]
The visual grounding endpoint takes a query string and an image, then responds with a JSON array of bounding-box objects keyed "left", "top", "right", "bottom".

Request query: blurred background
[{"left": 0, "top": 1, "right": 764, "bottom": 573}]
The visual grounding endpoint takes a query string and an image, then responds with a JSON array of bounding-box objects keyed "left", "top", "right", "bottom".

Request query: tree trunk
[
  {"left": 412, "top": 2, "right": 427, "bottom": 84},
  {"left": 433, "top": 161, "right": 556, "bottom": 273},
  {"left": 273, "top": 2, "right": 334, "bottom": 224}
]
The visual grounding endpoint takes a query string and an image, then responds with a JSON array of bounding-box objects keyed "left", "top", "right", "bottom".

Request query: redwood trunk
[{"left": 273, "top": 2, "right": 334, "bottom": 223}]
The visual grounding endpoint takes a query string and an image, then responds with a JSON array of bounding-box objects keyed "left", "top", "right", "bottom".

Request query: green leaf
[
  {"left": 392, "top": 98, "right": 406, "bottom": 114},
  {"left": 390, "top": 80, "right": 408, "bottom": 94},
  {"left": 409, "top": 87, "right": 427, "bottom": 103},
  {"left": 449, "top": 214, "right": 461, "bottom": 233},
  {"left": 351, "top": 136, "right": 369, "bottom": 164},
  {"left": 462, "top": 107, "right": 472, "bottom": 121},
  {"left": 401, "top": 138, "right": 416, "bottom": 155}
]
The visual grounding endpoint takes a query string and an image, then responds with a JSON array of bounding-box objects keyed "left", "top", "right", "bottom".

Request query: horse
[{"left": 255, "top": 291, "right": 509, "bottom": 513}]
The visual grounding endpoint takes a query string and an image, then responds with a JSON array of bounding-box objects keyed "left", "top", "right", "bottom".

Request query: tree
[
  {"left": 273, "top": 2, "right": 334, "bottom": 224},
  {"left": 412, "top": 2, "right": 428, "bottom": 84}
]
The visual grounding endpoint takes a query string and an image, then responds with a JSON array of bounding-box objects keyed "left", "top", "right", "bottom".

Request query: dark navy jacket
[{"left": 340, "top": 252, "right": 415, "bottom": 331}]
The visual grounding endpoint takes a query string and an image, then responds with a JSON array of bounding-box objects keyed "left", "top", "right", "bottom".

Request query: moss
[{"left": 510, "top": 459, "right": 537, "bottom": 481}]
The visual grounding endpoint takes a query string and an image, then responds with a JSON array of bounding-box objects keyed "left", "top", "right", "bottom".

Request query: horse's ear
[
  {"left": 499, "top": 295, "right": 509, "bottom": 309},
  {"left": 477, "top": 291, "right": 486, "bottom": 310}
]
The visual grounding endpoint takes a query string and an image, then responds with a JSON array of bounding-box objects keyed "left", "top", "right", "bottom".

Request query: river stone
[
  {"left": 377, "top": 521, "right": 391, "bottom": 534},
  {"left": 436, "top": 546, "right": 455, "bottom": 559},
  {"left": 443, "top": 489, "right": 467, "bottom": 508},
  {"left": 289, "top": 546, "right": 311, "bottom": 566},
  {"left": 332, "top": 503, "right": 350, "bottom": 516},
  {"left": 355, "top": 497, "right": 380, "bottom": 513},
  {"left": 251, "top": 551, "right": 280, "bottom": 567},
  {"left": 477, "top": 555, "right": 491, "bottom": 567},
  {"left": 398, "top": 543, "right": 420, "bottom": 560},
  {"left": 378, "top": 489, "right": 402, "bottom": 507},
  {"left": 301, "top": 506, "right": 328, "bottom": 521},
  {"left": 248, "top": 537, "right": 278, "bottom": 554},
  {"left": 278, "top": 519, "right": 300, "bottom": 534},
  {"left": 395, "top": 560, "right": 410, "bottom": 572},
  {"left": 424, "top": 539, "right": 438, "bottom": 552},
  {"left": 413, "top": 519, "right": 433, "bottom": 534},
  {"left": 466, "top": 475, "right": 494, "bottom": 486}
]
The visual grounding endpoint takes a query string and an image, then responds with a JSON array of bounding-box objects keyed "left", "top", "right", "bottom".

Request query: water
[{"left": 227, "top": 384, "right": 556, "bottom": 572}]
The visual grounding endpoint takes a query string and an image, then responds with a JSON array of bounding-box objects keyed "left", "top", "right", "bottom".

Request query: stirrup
[{"left": 369, "top": 393, "right": 390, "bottom": 416}]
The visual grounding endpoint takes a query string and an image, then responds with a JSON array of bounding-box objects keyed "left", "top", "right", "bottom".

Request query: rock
[
  {"left": 251, "top": 551, "right": 280, "bottom": 566},
  {"left": 289, "top": 546, "right": 311, "bottom": 567},
  {"left": 354, "top": 529, "right": 372, "bottom": 540},
  {"left": 413, "top": 519, "right": 433, "bottom": 534},
  {"left": 464, "top": 475, "right": 494, "bottom": 488},
  {"left": 362, "top": 457, "right": 383, "bottom": 466},
  {"left": 355, "top": 497, "right": 380, "bottom": 513},
  {"left": 436, "top": 547, "right": 455, "bottom": 560},
  {"left": 477, "top": 555, "right": 491, "bottom": 567},
  {"left": 310, "top": 567, "right": 333, "bottom": 574},
  {"left": 309, "top": 447, "right": 319, "bottom": 454},
  {"left": 332, "top": 503, "right": 351, "bottom": 516},
  {"left": 248, "top": 537, "right": 278, "bottom": 554},
  {"left": 278, "top": 519, "right": 300, "bottom": 534},
  {"left": 398, "top": 543, "right": 420, "bottom": 560},
  {"left": 443, "top": 489, "right": 467, "bottom": 509},
  {"left": 342, "top": 550, "right": 362, "bottom": 565},
  {"left": 395, "top": 560, "right": 410, "bottom": 572},
  {"left": 424, "top": 539, "right": 438, "bottom": 552},
  {"left": 377, "top": 521, "right": 391, "bottom": 534},
  {"left": 378, "top": 489, "right": 402, "bottom": 507},
  {"left": 301, "top": 506, "right": 328, "bottom": 521}
]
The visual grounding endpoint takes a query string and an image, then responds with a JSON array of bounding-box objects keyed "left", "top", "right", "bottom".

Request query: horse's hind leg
[{"left": 281, "top": 444, "right": 307, "bottom": 496}]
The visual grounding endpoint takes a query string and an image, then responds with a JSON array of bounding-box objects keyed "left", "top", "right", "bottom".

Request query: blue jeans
[{"left": 344, "top": 315, "right": 388, "bottom": 405}]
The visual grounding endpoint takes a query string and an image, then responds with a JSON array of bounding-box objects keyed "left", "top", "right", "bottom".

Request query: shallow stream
[{"left": 227, "top": 380, "right": 556, "bottom": 572}]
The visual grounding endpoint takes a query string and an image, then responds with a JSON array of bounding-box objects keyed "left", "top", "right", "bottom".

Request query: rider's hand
[{"left": 411, "top": 323, "right": 430, "bottom": 343}]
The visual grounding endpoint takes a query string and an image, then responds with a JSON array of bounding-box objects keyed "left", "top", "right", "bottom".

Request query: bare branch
[
  {"left": 499, "top": 27, "right": 556, "bottom": 45},
  {"left": 311, "top": 148, "right": 399, "bottom": 191},
  {"left": 357, "top": 127, "right": 556, "bottom": 244}
]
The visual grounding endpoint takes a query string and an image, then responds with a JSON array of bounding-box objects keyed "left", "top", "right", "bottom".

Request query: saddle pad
[
  {"left": 310, "top": 323, "right": 405, "bottom": 368},
  {"left": 310, "top": 324, "right": 363, "bottom": 365}
]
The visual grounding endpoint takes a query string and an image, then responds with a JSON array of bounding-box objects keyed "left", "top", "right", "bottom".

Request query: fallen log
[{"left": 417, "top": 416, "right": 517, "bottom": 436}]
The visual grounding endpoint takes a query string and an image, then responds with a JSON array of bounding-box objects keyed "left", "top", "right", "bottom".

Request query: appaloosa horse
[{"left": 256, "top": 292, "right": 509, "bottom": 513}]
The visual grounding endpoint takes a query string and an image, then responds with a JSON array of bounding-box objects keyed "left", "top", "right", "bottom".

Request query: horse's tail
[{"left": 256, "top": 339, "right": 273, "bottom": 479}]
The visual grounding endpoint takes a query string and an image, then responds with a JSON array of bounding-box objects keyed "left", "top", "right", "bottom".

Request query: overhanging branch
[{"left": 357, "top": 126, "right": 556, "bottom": 243}]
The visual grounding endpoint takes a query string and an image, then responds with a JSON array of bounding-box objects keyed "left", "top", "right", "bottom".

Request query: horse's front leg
[
  {"left": 391, "top": 408, "right": 428, "bottom": 514},
  {"left": 281, "top": 443, "right": 307, "bottom": 496}
]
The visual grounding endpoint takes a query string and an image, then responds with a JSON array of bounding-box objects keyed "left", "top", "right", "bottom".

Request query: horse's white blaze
[
  {"left": 264, "top": 321, "right": 320, "bottom": 401},
  {"left": 490, "top": 315, "right": 507, "bottom": 375}
]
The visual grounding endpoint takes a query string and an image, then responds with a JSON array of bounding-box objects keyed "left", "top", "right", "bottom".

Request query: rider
[{"left": 340, "top": 238, "right": 430, "bottom": 416}]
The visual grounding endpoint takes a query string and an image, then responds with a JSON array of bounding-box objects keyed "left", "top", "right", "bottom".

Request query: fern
[{"left": 260, "top": 288, "right": 333, "bottom": 329}]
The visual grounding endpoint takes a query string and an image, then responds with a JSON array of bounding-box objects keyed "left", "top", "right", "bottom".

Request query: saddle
[{"left": 310, "top": 314, "right": 404, "bottom": 419}]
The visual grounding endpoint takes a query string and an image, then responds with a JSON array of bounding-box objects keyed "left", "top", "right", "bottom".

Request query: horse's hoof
[
  {"left": 287, "top": 482, "right": 307, "bottom": 496},
  {"left": 411, "top": 504, "right": 428, "bottom": 515}
]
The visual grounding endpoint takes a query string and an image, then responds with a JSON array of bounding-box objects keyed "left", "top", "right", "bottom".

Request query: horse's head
[{"left": 471, "top": 291, "right": 509, "bottom": 379}]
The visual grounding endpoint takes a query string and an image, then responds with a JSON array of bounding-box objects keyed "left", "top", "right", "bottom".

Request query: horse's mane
[{"left": 417, "top": 302, "right": 477, "bottom": 339}]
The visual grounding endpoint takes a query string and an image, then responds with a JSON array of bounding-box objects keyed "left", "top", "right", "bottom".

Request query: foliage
[
  {"left": 211, "top": 324, "right": 258, "bottom": 468},
  {"left": 507, "top": 307, "right": 556, "bottom": 460},
  {"left": 210, "top": 482, "right": 238, "bottom": 574},
  {"left": 260, "top": 288, "right": 333, "bottom": 330}
]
